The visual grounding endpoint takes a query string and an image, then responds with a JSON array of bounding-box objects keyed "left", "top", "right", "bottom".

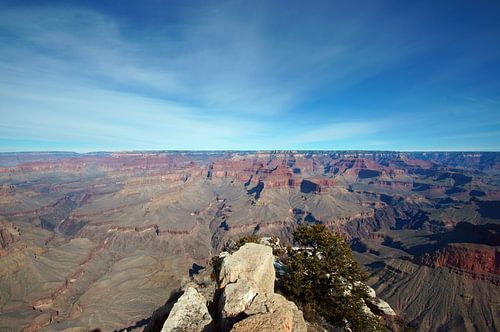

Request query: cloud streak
[{"left": 0, "top": 1, "right": 499, "bottom": 151}]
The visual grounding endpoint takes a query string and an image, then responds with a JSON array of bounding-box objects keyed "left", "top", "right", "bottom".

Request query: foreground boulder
[
  {"left": 160, "top": 286, "right": 212, "bottom": 332},
  {"left": 232, "top": 293, "right": 306, "bottom": 332},
  {"left": 155, "top": 243, "right": 306, "bottom": 332},
  {"left": 365, "top": 297, "right": 397, "bottom": 316},
  {"left": 218, "top": 243, "right": 306, "bottom": 331},
  {"left": 219, "top": 242, "right": 275, "bottom": 294},
  {"left": 150, "top": 241, "right": 399, "bottom": 332},
  {"left": 220, "top": 279, "right": 258, "bottom": 319}
]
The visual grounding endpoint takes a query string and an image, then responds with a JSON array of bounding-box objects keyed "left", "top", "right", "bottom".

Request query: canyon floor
[{"left": 0, "top": 151, "right": 498, "bottom": 331}]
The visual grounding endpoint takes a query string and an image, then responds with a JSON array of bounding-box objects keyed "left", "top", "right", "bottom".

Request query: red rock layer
[
  {"left": 2, "top": 153, "right": 198, "bottom": 174},
  {"left": 208, "top": 157, "right": 338, "bottom": 192},
  {"left": 416, "top": 244, "right": 499, "bottom": 275}
]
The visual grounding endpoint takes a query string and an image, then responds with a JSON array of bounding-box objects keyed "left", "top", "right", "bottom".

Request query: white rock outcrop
[
  {"left": 221, "top": 279, "right": 258, "bottom": 318},
  {"left": 219, "top": 243, "right": 275, "bottom": 294},
  {"left": 161, "top": 286, "right": 212, "bottom": 332},
  {"left": 220, "top": 243, "right": 307, "bottom": 332},
  {"left": 364, "top": 285, "right": 396, "bottom": 316},
  {"left": 159, "top": 243, "right": 308, "bottom": 332},
  {"left": 232, "top": 292, "right": 307, "bottom": 332},
  {"left": 366, "top": 297, "right": 396, "bottom": 316}
]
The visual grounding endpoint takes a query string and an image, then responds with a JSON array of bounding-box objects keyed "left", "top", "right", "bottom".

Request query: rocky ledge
[
  {"left": 146, "top": 241, "right": 397, "bottom": 332},
  {"left": 147, "top": 242, "right": 306, "bottom": 332}
]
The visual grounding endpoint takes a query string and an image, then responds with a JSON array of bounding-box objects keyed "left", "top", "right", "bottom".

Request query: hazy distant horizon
[{"left": 1, "top": 149, "right": 499, "bottom": 154}]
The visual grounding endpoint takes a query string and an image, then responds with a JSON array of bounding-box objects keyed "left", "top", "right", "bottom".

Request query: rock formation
[
  {"left": 161, "top": 286, "right": 213, "bottom": 332},
  {"left": 230, "top": 293, "right": 306, "bottom": 332},
  {"left": 364, "top": 285, "right": 397, "bottom": 316},
  {"left": 219, "top": 243, "right": 275, "bottom": 292},
  {"left": 0, "top": 220, "right": 20, "bottom": 255},
  {"left": 153, "top": 241, "right": 399, "bottom": 332},
  {"left": 153, "top": 243, "right": 307, "bottom": 332},
  {"left": 416, "top": 243, "right": 499, "bottom": 276}
]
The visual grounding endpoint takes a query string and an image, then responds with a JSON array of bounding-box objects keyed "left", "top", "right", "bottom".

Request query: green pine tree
[{"left": 281, "top": 224, "right": 383, "bottom": 331}]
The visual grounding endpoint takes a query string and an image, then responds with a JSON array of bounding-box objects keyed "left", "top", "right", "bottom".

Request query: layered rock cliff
[{"left": 416, "top": 244, "right": 499, "bottom": 276}]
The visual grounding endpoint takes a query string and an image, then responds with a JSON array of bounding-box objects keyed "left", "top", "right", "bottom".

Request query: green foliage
[
  {"left": 232, "top": 234, "right": 260, "bottom": 250},
  {"left": 281, "top": 224, "right": 383, "bottom": 331}
]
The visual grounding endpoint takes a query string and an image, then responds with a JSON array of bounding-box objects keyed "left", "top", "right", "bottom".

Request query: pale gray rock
[
  {"left": 366, "top": 285, "right": 377, "bottom": 298},
  {"left": 161, "top": 286, "right": 212, "bottom": 332},
  {"left": 219, "top": 243, "right": 275, "bottom": 294},
  {"left": 231, "top": 293, "right": 307, "bottom": 332},
  {"left": 160, "top": 243, "right": 307, "bottom": 332},
  {"left": 220, "top": 279, "right": 258, "bottom": 318},
  {"left": 365, "top": 297, "right": 397, "bottom": 316}
]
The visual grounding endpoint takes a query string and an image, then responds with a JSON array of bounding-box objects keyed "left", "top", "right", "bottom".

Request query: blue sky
[{"left": 0, "top": 0, "right": 499, "bottom": 152}]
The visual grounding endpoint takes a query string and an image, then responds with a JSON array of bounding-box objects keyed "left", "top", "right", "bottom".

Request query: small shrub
[
  {"left": 281, "top": 224, "right": 383, "bottom": 332},
  {"left": 234, "top": 234, "right": 259, "bottom": 249},
  {"left": 223, "top": 234, "right": 260, "bottom": 253}
]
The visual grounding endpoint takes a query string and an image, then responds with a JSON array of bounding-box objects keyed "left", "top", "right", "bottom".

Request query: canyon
[{"left": 0, "top": 151, "right": 498, "bottom": 331}]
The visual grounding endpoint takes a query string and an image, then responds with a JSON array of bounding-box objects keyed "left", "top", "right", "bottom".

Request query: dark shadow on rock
[
  {"left": 189, "top": 263, "right": 205, "bottom": 277},
  {"left": 358, "top": 169, "right": 380, "bottom": 179},
  {"left": 412, "top": 182, "right": 430, "bottom": 191},
  {"left": 406, "top": 222, "right": 500, "bottom": 256},
  {"left": 219, "top": 220, "right": 229, "bottom": 231},
  {"left": 247, "top": 181, "right": 264, "bottom": 199},
  {"left": 475, "top": 200, "right": 500, "bottom": 219},
  {"left": 379, "top": 194, "right": 394, "bottom": 205},
  {"left": 61, "top": 219, "right": 87, "bottom": 236},
  {"left": 304, "top": 212, "right": 319, "bottom": 223},
  {"left": 253, "top": 223, "right": 260, "bottom": 235},
  {"left": 411, "top": 168, "right": 438, "bottom": 177},
  {"left": 446, "top": 187, "right": 466, "bottom": 195},
  {"left": 300, "top": 180, "right": 319, "bottom": 194},
  {"left": 394, "top": 210, "right": 429, "bottom": 229},
  {"left": 366, "top": 261, "right": 385, "bottom": 269},
  {"left": 381, "top": 236, "right": 405, "bottom": 251},
  {"left": 243, "top": 175, "right": 253, "bottom": 187},
  {"left": 437, "top": 172, "right": 472, "bottom": 186},
  {"left": 207, "top": 287, "right": 224, "bottom": 332},
  {"left": 350, "top": 238, "right": 367, "bottom": 253},
  {"left": 469, "top": 189, "right": 486, "bottom": 197},
  {"left": 114, "top": 318, "right": 149, "bottom": 332}
]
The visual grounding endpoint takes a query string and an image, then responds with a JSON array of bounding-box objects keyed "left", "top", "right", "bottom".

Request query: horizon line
[{"left": 0, "top": 149, "right": 499, "bottom": 154}]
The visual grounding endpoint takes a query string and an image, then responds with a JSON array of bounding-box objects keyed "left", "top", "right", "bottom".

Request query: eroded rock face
[
  {"left": 416, "top": 244, "right": 499, "bottom": 276},
  {"left": 220, "top": 279, "right": 258, "bottom": 319},
  {"left": 365, "top": 297, "right": 396, "bottom": 316},
  {"left": 217, "top": 243, "right": 307, "bottom": 331},
  {"left": 232, "top": 293, "right": 307, "bottom": 332},
  {"left": 219, "top": 243, "right": 275, "bottom": 294},
  {"left": 161, "top": 287, "right": 212, "bottom": 332},
  {"left": 0, "top": 221, "right": 20, "bottom": 252},
  {"left": 158, "top": 243, "right": 307, "bottom": 332},
  {"left": 363, "top": 285, "right": 397, "bottom": 317},
  {"left": 231, "top": 310, "right": 293, "bottom": 332}
]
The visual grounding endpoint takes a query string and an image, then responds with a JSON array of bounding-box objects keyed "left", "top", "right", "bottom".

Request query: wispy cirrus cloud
[{"left": 0, "top": 1, "right": 499, "bottom": 151}]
